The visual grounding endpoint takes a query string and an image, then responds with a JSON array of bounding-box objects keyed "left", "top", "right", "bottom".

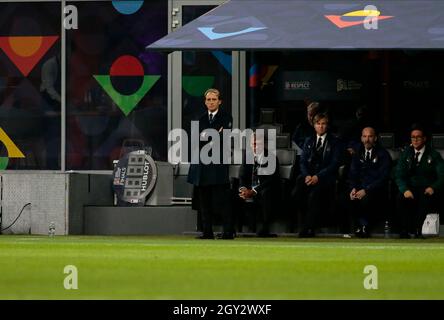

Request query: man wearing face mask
[
  {"left": 395, "top": 125, "right": 444, "bottom": 239},
  {"left": 348, "top": 127, "right": 391, "bottom": 238}
]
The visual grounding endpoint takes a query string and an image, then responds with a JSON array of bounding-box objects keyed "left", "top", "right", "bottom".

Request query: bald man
[{"left": 348, "top": 127, "right": 392, "bottom": 237}]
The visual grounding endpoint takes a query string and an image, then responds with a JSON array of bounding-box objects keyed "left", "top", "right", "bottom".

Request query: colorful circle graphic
[
  {"left": 110, "top": 55, "right": 144, "bottom": 76},
  {"left": 9, "top": 36, "right": 42, "bottom": 57},
  {"left": 110, "top": 55, "right": 144, "bottom": 95},
  {"left": 112, "top": 1, "right": 144, "bottom": 15}
]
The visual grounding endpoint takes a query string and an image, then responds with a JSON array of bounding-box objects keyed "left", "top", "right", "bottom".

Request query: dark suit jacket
[
  {"left": 348, "top": 144, "right": 391, "bottom": 192},
  {"left": 299, "top": 133, "right": 343, "bottom": 185},
  {"left": 187, "top": 109, "right": 233, "bottom": 186},
  {"left": 239, "top": 154, "right": 281, "bottom": 196}
]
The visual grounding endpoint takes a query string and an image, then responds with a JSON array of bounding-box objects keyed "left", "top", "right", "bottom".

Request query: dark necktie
[
  {"left": 365, "top": 151, "right": 370, "bottom": 162},
  {"left": 414, "top": 151, "right": 420, "bottom": 165},
  {"left": 209, "top": 113, "right": 214, "bottom": 123},
  {"left": 252, "top": 157, "right": 259, "bottom": 187},
  {"left": 316, "top": 137, "right": 322, "bottom": 150}
]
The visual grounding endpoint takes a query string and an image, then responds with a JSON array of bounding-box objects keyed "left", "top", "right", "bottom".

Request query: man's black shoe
[
  {"left": 298, "top": 229, "right": 315, "bottom": 238},
  {"left": 217, "top": 233, "right": 235, "bottom": 240},
  {"left": 355, "top": 225, "right": 370, "bottom": 238},
  {"left": 196, "top": 234, "right": 214, "bottom": 239},
  {"left": 257, "top": 231, "right": 278, "bottom": 238},
  {"left": 414, "top": 230, "right": 425, "bottom": 239},
  {"left": 399, "top": 231, "right": 410, "bottom": 239}
]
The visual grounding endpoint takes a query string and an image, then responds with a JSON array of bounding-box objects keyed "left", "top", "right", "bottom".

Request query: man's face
[
  {"left": 314, "top": 118, "right": 328, "bottom": 136},
  {"left": 411, "top": 129, "right": 426, "bottom": 150},
  {"left": 361, "top": 128, "right": 377, "bottom": 150},
  {"left": 205, "top": 92, "right": 221, "bottom": 112},
  {"left": 251, "top": 134, "right": 265, "bottom": 155}
]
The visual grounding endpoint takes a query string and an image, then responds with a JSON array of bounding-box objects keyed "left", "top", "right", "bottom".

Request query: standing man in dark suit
[
  {"left": 187, "top": 88, "right": 234, "bottom": 239},
  {"left": 238, "top": 132, "right": 281, "bottom": 237},
  {"left": 395, "top": 126, "right": 444, "bottom": 238},
  {"left": 293, "top": 113, "right": 342, "bottom": 237},
  {"left": 348, "top": 127, "right": 392, "bottom": 237}
]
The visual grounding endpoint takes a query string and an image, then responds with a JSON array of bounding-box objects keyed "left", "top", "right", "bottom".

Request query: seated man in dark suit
[
  {"left": 292, "top": 113, "right": 343, "bottom": 237},
  {"left": 395, "top": 125, "right": 444, "bottom": 238},
  {"left": 348, "top": 127, "right": 392, "bottom": 238},
  {"left": 238, "top": 131, "right": 280, "bottom": 237}
]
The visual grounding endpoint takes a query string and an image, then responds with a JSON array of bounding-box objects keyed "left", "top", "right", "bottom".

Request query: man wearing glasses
[{"left": 395, "top": 125, "right": 444, "bottom": 238}]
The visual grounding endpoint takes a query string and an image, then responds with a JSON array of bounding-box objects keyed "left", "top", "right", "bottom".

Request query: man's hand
[
  {"left": 239, "top": 187, "right": 247, "bottom": 199},
  {"left": 424, "top": 187, "right": 434, "bottom": 196},
  {"left": 355, "top": 189, "right": 366, "bottom": 200},
  {"left": 347, "top": 147, "right": 356, "bottom": 156},
  {"left": 307, "top": 175, "right": 319, "bottom": 186},
  {"left": 305, "top": 176, "right": 312, "bottom": 185},
  {"left": 239, "top": 188, "right": 255, "bottom": 200},
  {"left": 350, "top": 188, "right": 357, "bottom": 200},
  {"left": 404, "top": 190, "right": 414, "bottom": 199}
]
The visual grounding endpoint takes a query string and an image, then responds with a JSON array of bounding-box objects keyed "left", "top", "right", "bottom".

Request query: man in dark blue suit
[
  {"left": 187, "top": 88, "right": 234, "bottom": 239},
  {"left": 293, "top": 113, "right": 342, "bottom": 237},
  {"left": 348, "top": 127, "right": 391, "bottom": 237},
  {"left": 238, "top": 132, "right": 281, "bottom": 237}
]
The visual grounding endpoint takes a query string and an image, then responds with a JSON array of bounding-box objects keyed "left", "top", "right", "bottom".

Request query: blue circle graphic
[{"left": 112, "top": 1, "right": 144, "bottom": 15}]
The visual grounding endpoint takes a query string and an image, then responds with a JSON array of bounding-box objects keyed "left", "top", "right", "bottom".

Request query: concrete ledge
[{"left": 84, "top": 206, "right": 197, "bottom": 235}]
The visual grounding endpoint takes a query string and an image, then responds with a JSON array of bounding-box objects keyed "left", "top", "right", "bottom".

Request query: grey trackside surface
[{"left": 84, "top": 206, "right": 197, "bottom": 235}]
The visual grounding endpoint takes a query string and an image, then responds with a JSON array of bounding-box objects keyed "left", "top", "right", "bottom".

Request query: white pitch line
[
  {"left": 134, "top": 243, "right": 444, "bottom": 251},
  {"left": 4, "top": 239, "right": 444, "bottom": 251}
]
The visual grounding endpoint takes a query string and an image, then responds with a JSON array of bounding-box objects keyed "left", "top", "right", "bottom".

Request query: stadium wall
[
  {"left": 0, "top": 171, "right": 198, "bottom": 236},
  {"left": 0, "top": 172, "right": 68, "bottom": 235},
  {"left": 0, "top": 172, "right": 113, "bottom": 235}
]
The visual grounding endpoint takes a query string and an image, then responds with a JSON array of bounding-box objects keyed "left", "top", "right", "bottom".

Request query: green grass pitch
[{"left": 1, "top": 235, "right": 444, "bottom": 299}]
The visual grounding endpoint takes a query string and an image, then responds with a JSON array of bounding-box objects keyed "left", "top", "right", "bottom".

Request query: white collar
[
  {"left": 316, "top": 133, "right": 327, "bottom": 140},
  {"left": 208, "top": 109, "right": 219, "bottom": 117},
  {"left": 414, "top": 145, "right": 426, "bottom": 155}
]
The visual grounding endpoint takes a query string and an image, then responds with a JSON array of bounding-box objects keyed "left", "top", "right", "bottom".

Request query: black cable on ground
[{"left": 1, "top": 203, "right": 31, "bottom": 232}]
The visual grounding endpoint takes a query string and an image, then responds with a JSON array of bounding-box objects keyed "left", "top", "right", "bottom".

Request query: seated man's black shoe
[
  {"left": 217, "top": 233, "right": 235, "bottom": 240},
  {"left": 361, "top": 225, "right": 370, "bottom": 238},
  {"left": 257, "top": 231, "right": 278, "bottom": 238},
  {"left": 362, "top": 232, "right": 370, "bottom": 238},
  {"left": 399, "top": 231, "right": 410, "bottom": 239},
  {"left": 298, "top": 229, "right": 315, "bottom": 238},
  {"left": 414, "top": 230, "right": 425, "bottom": 239},
  {"left": 196, "top": 233, "right": 214, "bottom": 239}
]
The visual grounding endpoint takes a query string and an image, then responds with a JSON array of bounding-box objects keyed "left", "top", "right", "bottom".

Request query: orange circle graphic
[{"left": 8, "top": 36, "right": 42, "bottom": 57}]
